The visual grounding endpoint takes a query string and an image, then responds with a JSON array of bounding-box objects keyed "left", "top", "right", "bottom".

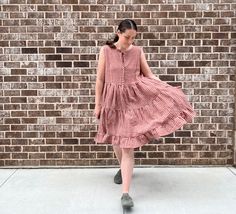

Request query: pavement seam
[
  {"left": 227, "top": 167, "right": 236, "bottom": 176},
  {"left": 0, "top": 169, "right": 18, "bottom": 189}
]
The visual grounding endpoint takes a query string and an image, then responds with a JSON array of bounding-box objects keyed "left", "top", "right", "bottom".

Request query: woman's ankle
[{"left": 122, "top": 192, "right": 129, "bottom": 194}]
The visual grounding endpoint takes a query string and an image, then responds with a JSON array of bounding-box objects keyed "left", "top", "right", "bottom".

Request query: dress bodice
[{"left": 103, "top": 45, "right": 142, "bottom": 85}]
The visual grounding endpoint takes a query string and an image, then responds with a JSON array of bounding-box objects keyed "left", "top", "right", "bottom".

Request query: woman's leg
[
  {"left": 121, "top": 148, "right": 134, "bottom": 193},
  {"left": 113, "top": 145, "right": 122, "bottom": 165}
]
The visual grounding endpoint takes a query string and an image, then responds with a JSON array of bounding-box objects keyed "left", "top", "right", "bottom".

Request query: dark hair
[{"left": 106, "top": 19, "right": 138, "bottom": 49}]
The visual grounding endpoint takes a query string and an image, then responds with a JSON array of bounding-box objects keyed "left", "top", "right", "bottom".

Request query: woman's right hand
[{"left": 93, "top": 104, "right": 102, "bottom": 120}]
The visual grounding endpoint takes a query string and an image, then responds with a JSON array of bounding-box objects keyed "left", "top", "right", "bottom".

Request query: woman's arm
[
  {"left": 140, "top": 48, "right": 160, "bottom": 81},
  {"left": 95, "top": 46, "right": 105, "bottom": 107}
]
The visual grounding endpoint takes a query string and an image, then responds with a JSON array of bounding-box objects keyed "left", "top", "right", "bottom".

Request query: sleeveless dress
[{"left": 94, "top": 45, "right": 197, "bottom": 148}]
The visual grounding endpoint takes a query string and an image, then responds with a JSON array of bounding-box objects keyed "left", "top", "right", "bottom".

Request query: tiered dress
[{"left": 94, "top": 45, "right": 197, "bottom": 148}]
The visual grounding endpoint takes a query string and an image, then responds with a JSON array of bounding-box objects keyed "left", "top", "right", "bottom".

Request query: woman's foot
[
  {"left": 114, "top": 168, "right": 122, "bottom": 184},
  {"left": 121, "top": 193, "right": 134, "bottom": 209}
]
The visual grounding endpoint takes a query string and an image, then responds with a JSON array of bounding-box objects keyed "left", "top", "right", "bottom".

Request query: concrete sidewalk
[{"left": 0, "top": 167, "right": 236, "bottom": 214}]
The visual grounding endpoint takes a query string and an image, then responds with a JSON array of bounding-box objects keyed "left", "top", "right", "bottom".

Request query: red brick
[
  {"left": 46, "top": 153, "right": 62, "bottom": 159},
  {"left": 29, "top": 153, "right": 45, "bottom": 159},
  {"left": 21, "top": 90, "right": 37, "bottom": 96},
  {"left": 178, "top": 61, "right": 194, "bottom": 67},
  {"left": 22, "top": 48, "right": 38, "bottom": 54},
  {"left": 97, "top": 152, "right": 113, "bottom": 158},
  {"left": 3, "top": 5, "right": 19, "bottom": 11},
  {"left": 37, "top": 5, "right": 54, "bottom": 11},
  {"left": 11, "top": 125, "right": 27, "bottom": 131},
  {"left": 12, "top": 153, "right": 28, "bottom": 159}
]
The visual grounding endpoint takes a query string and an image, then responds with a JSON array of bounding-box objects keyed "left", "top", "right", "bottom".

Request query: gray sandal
[
  {"left": 114, "top": 168, "right": 122, "bottom": 184},
  {"left": 121, "top": 193, "right": 134, "bottom": 209}
]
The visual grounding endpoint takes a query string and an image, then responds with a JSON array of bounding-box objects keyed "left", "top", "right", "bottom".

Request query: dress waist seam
[{"left": 104, "top": 81, "right": 140, "bottom": 85}]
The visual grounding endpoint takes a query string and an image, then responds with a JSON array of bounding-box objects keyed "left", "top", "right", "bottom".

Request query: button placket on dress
[{"left": 121, "top": 52, "right": 125, "bottom": 85}]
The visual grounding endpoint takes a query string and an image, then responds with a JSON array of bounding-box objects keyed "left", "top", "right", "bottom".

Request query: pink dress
[{"left": 94, "top": 45, "right": 197, "bottom": 148}]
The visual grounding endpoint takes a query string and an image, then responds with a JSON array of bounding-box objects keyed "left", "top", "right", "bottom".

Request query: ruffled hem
[{"left": 94, "top": 108, "right": 197, "bottom": 149}]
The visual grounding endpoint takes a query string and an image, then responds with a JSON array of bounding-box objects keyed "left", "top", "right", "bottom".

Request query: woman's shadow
[{"left": 123, "top": 168, "right": 167, "bottom": 213}]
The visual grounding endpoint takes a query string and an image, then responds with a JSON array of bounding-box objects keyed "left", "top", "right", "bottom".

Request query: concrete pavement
[{"left": 0, "top": 166, "right": 236, "bottom": 214}]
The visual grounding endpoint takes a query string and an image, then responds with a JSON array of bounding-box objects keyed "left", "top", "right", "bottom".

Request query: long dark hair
[{"left": 106, "top": 19, "right": 138, "bottom": 49}]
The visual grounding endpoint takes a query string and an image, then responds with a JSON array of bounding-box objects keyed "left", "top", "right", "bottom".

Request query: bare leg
[
  {"left": 121, "top": 148, "right": 134, "bottom": 193},
  {"left": 113, "top": 145, "right": 122, "bottom": 165}
]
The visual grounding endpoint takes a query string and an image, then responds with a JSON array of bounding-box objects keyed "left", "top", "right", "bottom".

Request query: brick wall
[{"left": 0, "top": 0, "right": 235, "bottom": 167}]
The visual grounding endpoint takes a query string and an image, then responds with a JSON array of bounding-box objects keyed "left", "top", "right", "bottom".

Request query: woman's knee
[{"left": 122, "top": 148, "right": 134, "bottom": 155}]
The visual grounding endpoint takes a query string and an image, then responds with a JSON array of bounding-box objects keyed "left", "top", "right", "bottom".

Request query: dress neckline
[{"left": 114, "top": 44, "right": 134, "bottom": 54}]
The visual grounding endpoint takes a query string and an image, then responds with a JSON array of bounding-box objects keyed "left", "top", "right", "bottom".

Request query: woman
[{"left": 94, "top": 19, "right": 196, "bottom": 209}]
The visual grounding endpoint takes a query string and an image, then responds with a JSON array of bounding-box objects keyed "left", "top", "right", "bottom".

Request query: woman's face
[{"left": 117, "top": 29, "right": 137, "bottom": 49}]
